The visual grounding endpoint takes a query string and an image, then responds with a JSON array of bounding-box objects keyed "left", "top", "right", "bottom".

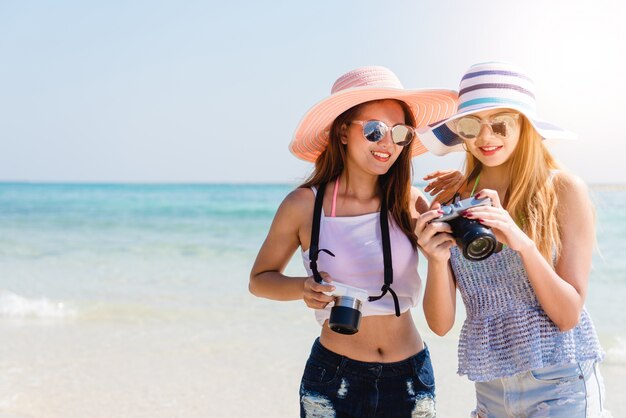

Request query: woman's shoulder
[
  {"left": 551, "top": 170, "right": 591, "bottom": 212},
  {"left": 281, "top": 187, "right": 315, "bottom": 212},
  {"left": 269, "top": 187, "right": 315, "bottom": 233},
  {"left": 552, "top": 170, "right": 589, "bottom": 195}
]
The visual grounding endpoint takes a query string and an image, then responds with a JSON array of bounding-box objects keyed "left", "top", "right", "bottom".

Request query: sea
[{"left": 1, "top": 183, "right": 625, "bottom": 417}]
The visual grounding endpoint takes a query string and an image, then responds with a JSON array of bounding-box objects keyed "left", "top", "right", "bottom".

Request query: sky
[{"left": 1, "top": 0, "right": 625, "bottom": 184}]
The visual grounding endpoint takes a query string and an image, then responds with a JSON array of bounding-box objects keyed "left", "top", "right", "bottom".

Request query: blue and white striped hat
[{"left": 417, "top": 62, "right": 577, "bottom": 155}]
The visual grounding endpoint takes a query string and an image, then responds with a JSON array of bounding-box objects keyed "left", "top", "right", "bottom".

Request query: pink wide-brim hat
[{"left": 289, "top": 66, "right": 458, "bottom": 162}]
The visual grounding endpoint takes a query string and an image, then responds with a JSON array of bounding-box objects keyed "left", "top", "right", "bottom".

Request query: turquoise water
[
  {"left": 0, "top": 183, "right": 286, "bottom": 310},
  {"left": 0, "top": 183, "right": 279, "bottom": 253},
  {"left": 1, "top": 182, "right": 624, "bottom": 327}
]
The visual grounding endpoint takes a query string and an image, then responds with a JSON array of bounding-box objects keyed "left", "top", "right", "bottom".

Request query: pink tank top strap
[{"left": 330, "top": 177, "right": 339, "bottom": 217}]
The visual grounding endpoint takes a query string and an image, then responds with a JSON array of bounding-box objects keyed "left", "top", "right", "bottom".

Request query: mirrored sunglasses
[
  {"left": 452, "top": 113, "right": 520, "bottom": 140},
  {"left": 351, "top": 120, "right": 415, "bottom": 146}
]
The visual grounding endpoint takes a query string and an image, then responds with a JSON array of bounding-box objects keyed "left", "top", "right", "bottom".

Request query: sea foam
[
  {"left": 0, "top": 290, "right": 76, "bottom": 319},
  {"left": 606, "top": 336, "right": 626, "bottom": 364}
]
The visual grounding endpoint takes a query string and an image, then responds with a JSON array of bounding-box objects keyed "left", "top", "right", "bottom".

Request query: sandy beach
[{"left": 1, "top": 282, "right": 624, "bottom": 417}]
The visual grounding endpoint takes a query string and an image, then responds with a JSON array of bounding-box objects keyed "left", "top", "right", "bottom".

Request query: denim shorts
[
  {"left": 472, "top": 361, "right": 612, "bottom": 417},
  {"left": 299, "top": 338, "right": 436, "bottom": 418}
]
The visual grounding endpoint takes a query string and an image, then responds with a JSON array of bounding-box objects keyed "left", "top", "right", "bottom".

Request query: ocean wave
[
  {"left": 605, "top": 336, "right": 626, "bottom": 364},
  {"left": 0, "top": 290, "right": 76, "bottom": 319}
]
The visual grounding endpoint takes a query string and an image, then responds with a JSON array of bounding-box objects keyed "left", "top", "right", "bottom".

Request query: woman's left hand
[{"left": 464, "top": 189, "right": 534, "bottom": 252}]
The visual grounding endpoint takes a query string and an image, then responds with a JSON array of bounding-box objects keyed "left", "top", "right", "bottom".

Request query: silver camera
[{"left": 322, "top": 283, "right": 369, "bottom": 335}]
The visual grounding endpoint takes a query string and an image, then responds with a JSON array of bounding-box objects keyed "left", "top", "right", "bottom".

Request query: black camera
[
  {"left": 322, "top": 283, "right": 369, "bottom": 334},
  {"left": 436, "top": 196, "right": 499, "bottom": 261}
]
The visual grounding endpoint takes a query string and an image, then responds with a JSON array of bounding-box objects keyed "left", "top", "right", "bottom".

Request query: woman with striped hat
[
  {"left": 416, "top": 62, "right": 610, "bottom": 417},
  {"left": 250, "top": 66, "right": 458, "bottom": 417}
]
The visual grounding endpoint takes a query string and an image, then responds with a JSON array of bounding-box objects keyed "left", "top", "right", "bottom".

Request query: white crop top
[{"left": 301, "top": 187, "right": 422, "bottom": 326}]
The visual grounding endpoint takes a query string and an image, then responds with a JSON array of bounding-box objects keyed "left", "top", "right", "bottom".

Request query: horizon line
[{"left": 1, "top": 180, "right": 625, "bottom": 188}]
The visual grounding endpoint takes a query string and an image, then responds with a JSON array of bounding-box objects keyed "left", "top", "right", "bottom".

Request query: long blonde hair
[{"left": 464, "top": 116, "right": 561, "bottom": 265}]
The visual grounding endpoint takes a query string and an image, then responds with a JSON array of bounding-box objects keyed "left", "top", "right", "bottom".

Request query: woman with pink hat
[
  {"left": 249, "top": 66, "right": 457, "bottom": 417},
  {"left": 416, "top": 62, "right": 610, "bottom": 417}
]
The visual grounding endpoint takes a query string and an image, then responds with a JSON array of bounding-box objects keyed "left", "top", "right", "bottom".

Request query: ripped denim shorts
[
  {"left": 299, "top": 338, "right": 436, "bottom": 418},
  {"left": 472, "top": 360, "right": 612, "bottom": 417}
]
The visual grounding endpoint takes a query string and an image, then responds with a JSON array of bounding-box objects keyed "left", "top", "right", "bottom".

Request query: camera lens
[
  {"left": 448, "top": 217, "right": 498, "bottom": 261},
  {"left": 328, "top": 296, "right": 362, "bottom": 335},
  {"left": 466, "top": 236, "right": 497, "bottom": 260}
]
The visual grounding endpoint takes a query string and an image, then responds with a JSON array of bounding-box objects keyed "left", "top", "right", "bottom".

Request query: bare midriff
[{"left": 319, "top": 311, "right": 424, "bottom": 362}]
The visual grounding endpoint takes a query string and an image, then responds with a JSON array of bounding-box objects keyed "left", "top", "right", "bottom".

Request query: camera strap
[
  {"left": 308, "top": 182, "right": 400, "bottom": 317},
  {"left": 309, "top": 183, "right": 335, "bottom": 284},
  {"left": 368, "top": 197, "right": 400, "bottom": 317}
]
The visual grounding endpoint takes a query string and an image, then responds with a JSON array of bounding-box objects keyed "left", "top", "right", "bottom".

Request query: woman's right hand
[
  {"left": 423, "top": 170, "right": 464, "bottom": 203},
  {"left": 415, "top": 204, "right": 457, "bottom": 263},
  {"left": 303, "top": 272, "right": 336, "bottom": 310}
]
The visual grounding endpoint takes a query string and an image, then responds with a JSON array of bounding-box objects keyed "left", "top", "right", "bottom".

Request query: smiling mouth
[
  {"left": 371, "top": 151, "right": 391, "bottom": 161},
  {"left": 479, "top": 146, "right": 502, "bottom": 154}
]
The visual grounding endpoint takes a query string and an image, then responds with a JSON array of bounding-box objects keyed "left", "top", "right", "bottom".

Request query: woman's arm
[
  {"left": 423, "top": 260, "right": 457, "bottom": 336},
  {"left": 519, "top": 173, "right": 593, "bottom": 330},
  {"left": 411, "top": 190, "right": 458, "bottom": 336},
  {"left": 249, "top": 188, "right": 335, "bottom": 307},
  {"left": 465, "top": 173, "right": 593, "bottom": 331}
]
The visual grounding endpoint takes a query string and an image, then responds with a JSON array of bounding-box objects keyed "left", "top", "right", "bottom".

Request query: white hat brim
[{"left": 416, "top": 104, "right": 577, "bottom": 156}]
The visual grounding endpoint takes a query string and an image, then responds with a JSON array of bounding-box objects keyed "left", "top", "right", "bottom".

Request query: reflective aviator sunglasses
[
  {"left": 452, "top": 113, "right": 520, "bottom": 140},
  {"left": 350, "top": 120, "right": 415, "bottom": 146}
]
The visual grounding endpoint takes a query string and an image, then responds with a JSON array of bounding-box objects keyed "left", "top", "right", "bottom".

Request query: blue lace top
[{"left": 451, "top": 245, "right": 604, "bottom": 382}]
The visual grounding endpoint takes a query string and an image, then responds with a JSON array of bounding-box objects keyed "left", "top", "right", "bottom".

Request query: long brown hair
[
  {"left": 301, "top": 99, "right": 418, "bottom": 248},
  {"left": 464, "top": 116, "right": 561, "bottom": 264}
]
